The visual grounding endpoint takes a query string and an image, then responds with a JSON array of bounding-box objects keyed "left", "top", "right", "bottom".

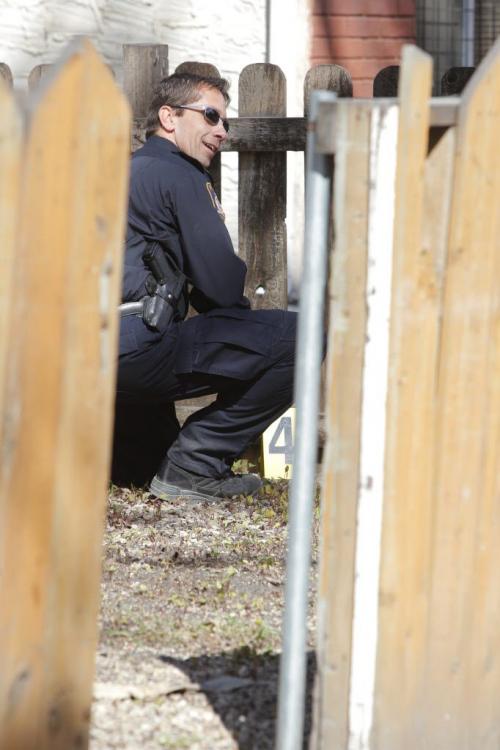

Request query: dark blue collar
[{"left": 140, "top": 134, "right": 207, "bottom": 175}]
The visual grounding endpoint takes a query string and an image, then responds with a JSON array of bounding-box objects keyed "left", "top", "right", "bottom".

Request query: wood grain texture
[
  {"left": 175, "top": 61, "right": 220, "bottom": 78},
  {"left": 123, "top": 43, "right": 168, "bottom": 119},
  {"left": 239, "top": 64, "right": 287, "bottom": 309},
  {"left": 0, "top": 63, "right": 13, "bottom": 87},
  {"left": 372, "top": 45, "right": 438, "bottom": 750},
  {"left": 304, "top": 64, "right": 352, "bottom": 118},
  {"left": 314, "top": 38, "right": 500, "bottom": 750},
  {"left": 422, "top": 37, "right": 500, "bottom": 749},
  {"left": 303, "top": 65, "right": 351, "bottom": 418},
  {"left": 132, "top": 116, "right": 307, "bottom": 153},
  {"left": 0, "top": 78, "right": 21, "bottom": 464},
  {"left": 317, "top": 100, "right": 458, "bottom": 155},
  {"left": 223, "top": 117, "right": 306, "bottom": 152},
  {"left": 29, "top": 63, "right": 114, "bottom": 91},
  {"left": 28, "top": 64, "right": 53, "bottom": 90},
  {"left": 0, "top": 39, "right": 130, "bottom": 750},
  {"left": 312, "top": 101, "right": 372, "bottom": 750}
]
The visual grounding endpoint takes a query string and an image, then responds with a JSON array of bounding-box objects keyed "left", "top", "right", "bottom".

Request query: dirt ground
[{"left": 91, "top": 477, "right": 319, "bottom": 750}]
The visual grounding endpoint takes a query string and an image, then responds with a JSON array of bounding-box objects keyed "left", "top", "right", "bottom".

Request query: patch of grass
[{"left": 159, "top": 734, "right": 199, "bottom": 749}]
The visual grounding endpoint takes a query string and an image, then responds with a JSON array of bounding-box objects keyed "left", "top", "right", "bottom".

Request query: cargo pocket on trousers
[
  {"left": 190, "top": 311, "right": 281, "bottom": 379},
  {"left": 191, "top": 341, "right": 268, "bottom": 380}
]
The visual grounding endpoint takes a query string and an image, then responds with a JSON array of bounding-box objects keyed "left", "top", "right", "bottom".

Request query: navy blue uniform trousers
[{"left": 114, "top": 306, "right": 297, "bottom": 482}]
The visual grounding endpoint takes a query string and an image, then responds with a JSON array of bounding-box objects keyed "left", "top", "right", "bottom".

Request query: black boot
[{"left": 149, "top": 460, "right": 262, "bottom": 502}]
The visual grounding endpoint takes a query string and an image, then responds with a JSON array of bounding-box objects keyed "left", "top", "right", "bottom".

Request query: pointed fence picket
[
  {"left": 239, "top": 63, "right": 287, "bottom": 308},
  {"left": 373, "top": 45, "right": 437, "bottom": 744},
  {"left": 122, "top": 43, "right": 169, "bottom": 119},
  {"left": 0, "top": 62, "right": 12, "bottom": 87},
  {"left": 311, "top": 97, "right": 373, "bottom": 750},
  {"left": 420, "top": 39, "right": 500, "bottom": 748},
  {"left": 28, "top": 63, "right": 53, "bottom": 90},
  {"left": 0, "top": 40, "right": 130, "bottom": 750}
]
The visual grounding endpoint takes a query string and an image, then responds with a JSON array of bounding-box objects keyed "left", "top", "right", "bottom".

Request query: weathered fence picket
[
  {"left": 313, "top": 38, "right": 500, "bottom": 749},
  {"left": 304, "top": 63, "right": 353, "bottom": 116},
  {"left": 373, "top": 45, "right": 436, "bottom": 743},
  {"left": 123, "top": 43, "right": 169, "bottom": 119},
  {"left": 0, "top": 39, "right": 129, "bottom": 750},
  {"left": 239, "top": 63, "right": 287, "bottom": 309},
  {"left": 421, "top": 39, "right": 500, "bottom": 748},
  {"left": 0, "top": 62, "right": 12, "bottom": 87},
  {"left": 28, "top": 63, "right": 53, "bottom": 90},
  {"left": 311, "top": 97, "right": 372, "bottom": 750},
  {"left": 0, "top": 76, "right": 21, "bottom": 445}
]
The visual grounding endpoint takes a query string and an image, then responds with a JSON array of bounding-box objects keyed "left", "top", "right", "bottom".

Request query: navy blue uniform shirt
[{"left": 124, "top": 135, "right": 248, "bottom": 314}]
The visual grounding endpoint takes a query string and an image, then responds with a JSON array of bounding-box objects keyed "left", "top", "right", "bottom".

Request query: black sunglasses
[{"left": 177, "top": 104, "right": 230, "bottom": 133}]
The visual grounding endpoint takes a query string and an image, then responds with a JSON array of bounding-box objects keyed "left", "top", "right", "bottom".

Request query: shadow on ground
[{"left": 157, "top": 648, "right": 317, "bottom": 750}]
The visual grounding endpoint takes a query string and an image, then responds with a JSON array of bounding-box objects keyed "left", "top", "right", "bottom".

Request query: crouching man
[{"left": 116, "top": 72, "right": 297, "bottom": 501}]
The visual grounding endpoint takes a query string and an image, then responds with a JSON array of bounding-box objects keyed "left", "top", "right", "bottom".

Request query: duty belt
[{"left": 118, "top": 299, "right": 146, "bottom": 317}]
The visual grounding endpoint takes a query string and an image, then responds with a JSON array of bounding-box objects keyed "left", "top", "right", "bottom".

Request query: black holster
[{"left": 142, "top": 243, "right": 186, "bottom": 332}]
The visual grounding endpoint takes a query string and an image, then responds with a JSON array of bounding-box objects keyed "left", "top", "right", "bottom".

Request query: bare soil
[{"left": 90, "top": 478, "right": 319, "bottom": 750}]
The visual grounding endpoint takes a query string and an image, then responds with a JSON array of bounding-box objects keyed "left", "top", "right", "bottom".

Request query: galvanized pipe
[
  {"left": 275, "top": 90, "right": 336, "bottom": 750},
  {"left": 462, "top": 0, "right": 475, "bottom": 68}
]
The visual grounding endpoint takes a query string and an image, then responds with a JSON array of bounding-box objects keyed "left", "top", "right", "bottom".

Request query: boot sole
[{"left": 149, "top": 477, "right": 219, "bottom": 502}]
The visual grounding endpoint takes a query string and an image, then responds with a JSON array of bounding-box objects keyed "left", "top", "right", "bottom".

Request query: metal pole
[
  {"left": 462, "top": 0, "right": 475, "bottom": 68},
  {"left": 265, "top": 0, "right": 271, "bottom": 64},
  {"left": 276, "top": 90, "right": 336, "bottom": 750}
]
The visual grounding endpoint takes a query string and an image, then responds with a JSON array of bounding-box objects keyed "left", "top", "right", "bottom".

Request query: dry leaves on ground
[{"left": 92, "top": 480, "right": 318, "bottom": 750}]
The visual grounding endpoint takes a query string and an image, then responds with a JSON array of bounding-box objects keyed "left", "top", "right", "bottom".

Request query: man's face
[{"left": 161, "top": 86, "right": 228, "bottom": 168}]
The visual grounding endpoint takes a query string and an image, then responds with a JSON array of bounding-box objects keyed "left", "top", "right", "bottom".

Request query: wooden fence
[
  {"left": 0, "top": 40, "right": 130, "bottom": 750},
  {"left": 0, "top": 45, "right": 476, "bottom": 313},
  {"left": 314, "top": 39, "right": 500, "bottom": 749},
  {"left": 1, "top": 44, "right": 477, "bottom": 432},
  {"left": 0, "top": 37, "right": 493, "bottom": 749}
]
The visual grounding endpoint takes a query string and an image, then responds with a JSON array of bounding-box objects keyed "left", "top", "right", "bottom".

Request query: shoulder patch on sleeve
[{"left": 205, "top": 182, "right": 226, "bottom": 222}]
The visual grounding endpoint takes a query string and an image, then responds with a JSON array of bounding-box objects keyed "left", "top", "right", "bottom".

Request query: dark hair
[{"left": 144, "top": 72, "right": 231, "bottom": 139}]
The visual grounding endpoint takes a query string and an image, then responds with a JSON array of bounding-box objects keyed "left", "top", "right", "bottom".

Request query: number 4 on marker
[
  {"left": 262, "top": 406, "right": 295, "bottom": 479},
  {"left": 268, "top": 415, "right": 294, "bottom": 466}
]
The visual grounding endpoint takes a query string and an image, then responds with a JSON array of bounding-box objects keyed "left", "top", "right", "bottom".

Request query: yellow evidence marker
[{"left": 262, "top": 406, "right": 295, "bottom": 479}]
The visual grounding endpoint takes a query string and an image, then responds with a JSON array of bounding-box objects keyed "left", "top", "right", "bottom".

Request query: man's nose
[{"left": 214, "top": 120, "right": 228, "bottom": 141}]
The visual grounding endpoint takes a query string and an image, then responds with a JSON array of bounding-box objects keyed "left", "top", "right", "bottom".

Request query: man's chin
[{"left": 201, "top": 145, "right": 217, "bottom": 167}]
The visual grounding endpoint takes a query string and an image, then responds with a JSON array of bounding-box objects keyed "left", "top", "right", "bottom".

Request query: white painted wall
[
  {"left": 268, "top": 0, "right": 310, "bottom": 299},
  {"left": 0, "top": 0, "right": 310, "bottom": 297},
  {"left": 0, "top": 0, "right": 267, "bottom": 88}
]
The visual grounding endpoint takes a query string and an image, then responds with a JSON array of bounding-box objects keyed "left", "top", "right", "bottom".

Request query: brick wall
[{"left": 310, "top": 0, "right": 416, "bottom": 96}]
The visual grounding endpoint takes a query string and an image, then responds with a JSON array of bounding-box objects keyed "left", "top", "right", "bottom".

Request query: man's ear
[{"left": 158, "top": 105, "right": 176, "bottom": 133}]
